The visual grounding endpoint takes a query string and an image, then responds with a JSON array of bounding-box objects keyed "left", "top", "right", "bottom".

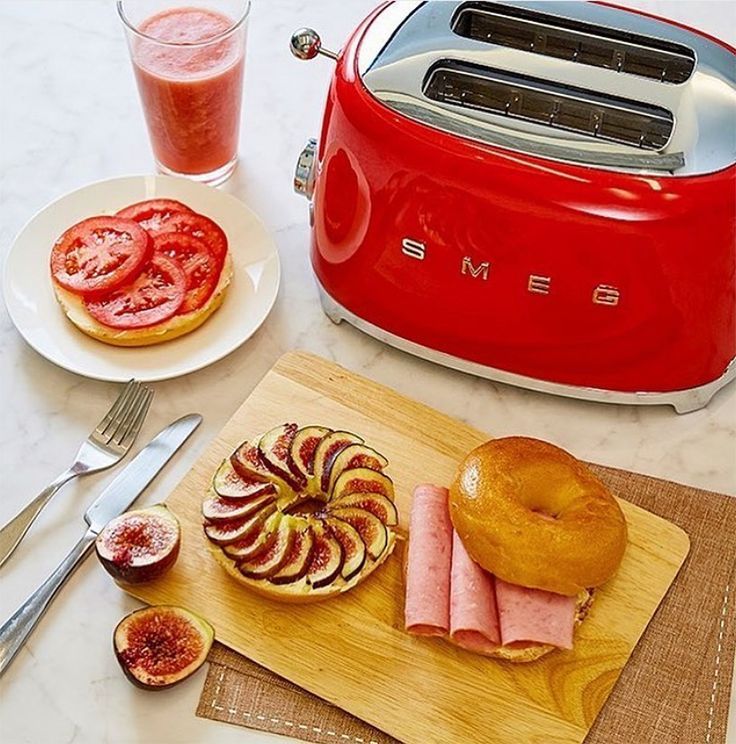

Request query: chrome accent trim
[
  {"left": 294, "top": 138, "right": 318, "bottom": 199},
  {"left": 359, "top": 0, "right": 736, "bottom": 176},
  {"left": 316, "top": 281, "right": 736, "bottom": 413},
  {"left": 290, "top": 28, "right": 338, "bottom": 61}
]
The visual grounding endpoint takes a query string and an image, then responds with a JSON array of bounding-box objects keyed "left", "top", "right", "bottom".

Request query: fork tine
[
  {"left": 116, "top": 387, "right": 154, "bottom": 450},
  {"left": 102, "top": 383, "right": 146, "bottom": 443},
  {"left": 96, "top": 380, "right": 139, "bottom": 437}
]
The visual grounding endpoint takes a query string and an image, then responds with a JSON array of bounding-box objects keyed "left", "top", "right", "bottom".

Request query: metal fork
[{"left": 0, "top": 380, "right": 154, "bottom": 569}]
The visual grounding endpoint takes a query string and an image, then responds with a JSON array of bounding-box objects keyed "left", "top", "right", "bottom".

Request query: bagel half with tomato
[{"left": 50, "top": 199, "right": 232, "bottom": 347}]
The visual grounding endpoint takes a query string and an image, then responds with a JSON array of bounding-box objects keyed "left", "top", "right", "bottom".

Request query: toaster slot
[
  {"left": 423, "top": 62, "right": 674, "bottom": 150},
  {"left": 452, "top": 2, "right": 695, "bottom": 84}
]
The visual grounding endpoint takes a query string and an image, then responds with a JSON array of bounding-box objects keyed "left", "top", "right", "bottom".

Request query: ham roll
[
  {"left": 495, "top": 578, "right": 576, "bottom": 650},
  {"left": 449, "top": 530, "right": 501, "bottom": 653},
  {"left": 404, "top": 484, "right": 453, "bottom": 636}
]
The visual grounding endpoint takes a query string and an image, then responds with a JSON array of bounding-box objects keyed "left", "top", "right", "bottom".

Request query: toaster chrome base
[{"left": 317, "top": 283, "right": 735, "bottom": 414}]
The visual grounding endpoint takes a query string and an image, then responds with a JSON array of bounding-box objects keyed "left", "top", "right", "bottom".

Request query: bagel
[
  {"left": 449, "top": 437, "right": 627, "bottom": 596},
  {"left": 53, "top": 253, "right": 233, "bottom": 347}
]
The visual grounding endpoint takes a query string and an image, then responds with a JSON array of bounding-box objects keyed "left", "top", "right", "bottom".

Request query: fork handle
[
  {"left": 0, "top": 470, "right": 77, "bottom": 570},
  {"left": 0, "top": 528, "right": 97, "bottom": 677}
]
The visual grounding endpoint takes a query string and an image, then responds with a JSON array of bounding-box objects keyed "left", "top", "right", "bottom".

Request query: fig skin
[
  {"left": 114, "top": 605, "right": 214, "bottom": 690},
  {"left": 96, "top": 505, "right": 181, "bottom": 584}
]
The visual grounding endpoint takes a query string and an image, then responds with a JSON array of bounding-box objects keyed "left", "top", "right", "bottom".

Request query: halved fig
[
  {"left": 313, "top": 431, "right": 364, "bottom": 495},
  {"left": 213, "top": 459, "right": 276, "bottom": 501},
  {"left": 306, "top": 523, "right": 344, "bottom": 588},
  {"left": 270, "top": 520, "right": 315, "bottom": 584},
  {"left": 222, "top": 510, "right": 281, "bottom": 559},
  {"left": 327, "top": 444, "right": 389, "bottom": 494},
  {"left": 239, "top": 516, "right": 297, "bottom": 579},
  {"left": 96, "top": 504, "right": 180, "bottom": 584},
  {"left": 258, "top": 423, "right": 305, "bottom": 490},
  {"left": 202, "top": 492, "right": 275, "bottom": 523},
  {"left": 289, "top": 426, "right": 331, "bottom": 489},
  {"left": 329, "top": 507, "right": 388, "bottom": 559},
  {"left": 328, "top": 492, "right": 398, "bottom": 526},
  {"left": 114, "top": 606, "right": 213, "bottom": 690},
  {"left": 204, "top": 505, "right": 276, "bottom": 546},
  {"left": 324, "top": 517, "right": 366, "bottom": 581},
  {"left": 330, "top": 467, "right": 395, "bottom": 503}
]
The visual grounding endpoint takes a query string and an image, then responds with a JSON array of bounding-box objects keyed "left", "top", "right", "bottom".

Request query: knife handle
[{"left": 0, "top": 529, "right": 97, "bottom": 677}]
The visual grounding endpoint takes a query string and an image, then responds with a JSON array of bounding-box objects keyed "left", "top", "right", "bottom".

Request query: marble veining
[{"left": 0, "top": 1, "right": 734, "bottom": 742}]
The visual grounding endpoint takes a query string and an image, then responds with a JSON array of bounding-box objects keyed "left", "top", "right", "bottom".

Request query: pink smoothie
[{"left": 131, "top": 7, "right": 245, "bottom": 175}]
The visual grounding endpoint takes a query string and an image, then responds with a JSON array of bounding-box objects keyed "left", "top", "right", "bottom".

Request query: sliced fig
[
  {"left": 202, "top": 492, "right": 275, "bottom": 523},
  {"left": 330, "top": 507, "right": 388, "bottom": 560},
  {"left": 239, "top": 516, "right": 297, "bottom": 579},
  {"left": 204, "top": 505, "right": 276, "bottom": 546},
  {"left": 96, "top": 504, "right": 180, "bottom": 584},
  {"left": 114, "top": 605, "right": 214, "bottom": 690},
  {"left": 306, "top": 523, "right": 344, "bottom": 588},
  {"left": 328, "top": 491, "right": 398, "bottom": 526},
  {"left": 222, "top": 510, "right": 281, "bottom": 559},
  {"left": 327, "top": 444, "right": 389, "bottom": 494},
  {"left": 258, "top": 423, "right": 305, "bottom": 490},
  {"left": 213, "top": 459, "right": 276, "bottom": 501},
  {"left": 324, "top": 517, "right": 366, "bottom": 581},
  {"left": 270, "top": 520, "right": 315, "bottom": 584},
  {"left": 313, "top": 431, "right": 364, "bottom": 496},
  {"left": 230, "top": 440, "right": 271, "bottom": 482},
  {"left": 330, "top": 467, "right": 395, "bottom": 503},
  {"left": 289, "top": 426, "right": 331, "bottom": 488}
]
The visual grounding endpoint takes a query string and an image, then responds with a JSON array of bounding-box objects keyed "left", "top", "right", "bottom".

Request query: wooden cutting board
[{"left": 126, "top": 352, "right": 690, "bottom": 744}]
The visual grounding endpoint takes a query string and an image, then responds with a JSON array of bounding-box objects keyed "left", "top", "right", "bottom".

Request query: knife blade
[
  {"left": 0, "top": 413, "right": 202, "bottom": 677},
  {"left": 84, "top": 413, "right": 202, "bottom": 533}
]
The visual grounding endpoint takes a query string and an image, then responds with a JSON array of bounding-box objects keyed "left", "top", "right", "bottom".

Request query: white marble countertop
[{"left": 0, "top": 1, "right": 734, "bottom": 742}]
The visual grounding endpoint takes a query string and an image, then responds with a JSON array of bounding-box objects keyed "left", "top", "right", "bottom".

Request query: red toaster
[{"left": 290, "top": 1, "right": 736, "bottom": 413}]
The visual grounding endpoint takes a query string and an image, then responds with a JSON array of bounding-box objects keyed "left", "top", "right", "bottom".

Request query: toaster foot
[{"left": 315, "top": 282, "right": 736, "bottom": 413}]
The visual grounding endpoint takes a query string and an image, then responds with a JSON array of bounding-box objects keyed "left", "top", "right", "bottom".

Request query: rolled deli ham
[
  {"left": 449, "top": 530, "right": 501, "bottom": 653},
  {"left": 404, "top": 484, "right": 453, "bottom": 636},
  {"left": 495, "top": 578, "right": 577, "bottom": 650}
]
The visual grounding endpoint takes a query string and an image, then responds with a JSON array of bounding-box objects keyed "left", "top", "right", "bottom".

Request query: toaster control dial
[
  {"left": 294, "top": 138, "right": 318, "bottom": 200},
  {"left": 290, "top": 28, "right": 338, "bottom": 61}
]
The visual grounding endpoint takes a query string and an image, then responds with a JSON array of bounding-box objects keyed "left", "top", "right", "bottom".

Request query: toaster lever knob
[
  {"left": 290, "top": 28, "right": 338, "bottom": 61},
  {"left": 294, "top": 138, "right": 318, "bottom": 199}
]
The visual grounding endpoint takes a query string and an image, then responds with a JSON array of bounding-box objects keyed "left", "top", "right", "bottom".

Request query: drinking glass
[{"left": 117, "top": 0, "right": 250, "bottom": 186}]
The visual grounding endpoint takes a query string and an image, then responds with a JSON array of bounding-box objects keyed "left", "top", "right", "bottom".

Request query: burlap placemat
[{"left": 196, "top": 464, "right": 736, "bottom": 744}]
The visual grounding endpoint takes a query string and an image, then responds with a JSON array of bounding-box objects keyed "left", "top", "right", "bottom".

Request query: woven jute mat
[{"left": 196, "top": 464, "right": 736, "bottom": 744}]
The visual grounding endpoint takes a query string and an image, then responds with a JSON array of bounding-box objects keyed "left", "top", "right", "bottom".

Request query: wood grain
[{"left": 125, "top": 352, "right": 690, "bottom": 744}]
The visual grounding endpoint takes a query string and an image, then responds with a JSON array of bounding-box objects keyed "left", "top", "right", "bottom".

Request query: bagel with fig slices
[{"left": 54, "top": 254, "right": 232, "bottom": 347}]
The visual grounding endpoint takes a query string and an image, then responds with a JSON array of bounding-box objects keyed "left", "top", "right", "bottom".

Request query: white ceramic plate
[{"left": 2, "top": 175, "right": 280, "bottom": 382}]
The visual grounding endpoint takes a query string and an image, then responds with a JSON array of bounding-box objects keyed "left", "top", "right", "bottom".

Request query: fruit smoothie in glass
[{"left": 118, "top": 1, "right": 249, "bottom": 186}]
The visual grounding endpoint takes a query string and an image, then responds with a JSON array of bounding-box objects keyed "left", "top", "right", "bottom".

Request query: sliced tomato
[
  {"left": 50, "top": 216, "right": 152, "bottom": 297},
  {"left": 84, "top": 254, "right": 187, "bottom": 329},
  {"left": 152, "top": 233, "right": 220, "bottom": 314},
  {"left": 115, "top": 199, "right": 194, "bottom": 234},
  {"left": 156, "top": 212, "right": 228, "bottom": 265}
]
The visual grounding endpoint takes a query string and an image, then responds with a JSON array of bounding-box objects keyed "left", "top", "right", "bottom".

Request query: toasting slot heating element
[
  {"left": 423, "top": 62, "right": 674, "bottom": 149},
  {"left": 451, "top": 2, "right": 696, "bottom": 84}
]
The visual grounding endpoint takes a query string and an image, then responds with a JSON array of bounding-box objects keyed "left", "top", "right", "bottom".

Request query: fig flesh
[
  {"left": 204, "top": 504, "right": 277, "bottom": 546},
  {"left": 331, "top": 468, "right": 395, "bottom": 503},
  {"left": 114, "top": 605, "right": 213, "bottom": 690},
  {"left": 271, "top": 520, "right": 315, "bottom": 584},
  {"left": 324, "top": 517, "right": 366, "bottom": 580},
  {"left": 329, "top": 507, "right": 388, "bottom": 559},
  {"left": 202, "top": 492, "right": 275, "bottom": 522},
  {"left": 239, "top": 516, "right": 297, "bottom": 579},
  {"left": 306, "top": 524, "right": 344, "bottom": 588},
  {"left": 313, "top": 431, "right": 364, "bottom": 495},
  {"left": 327, "top": 444, "right": 388, "bottom": 494},
  {"left": 328, "top": 492, "right": 398, "bottom": 526},
  {"left": 213, "top": 460, "right": 276, "bottom": 500},
  {"left": 289, "top": 426, "right": 330, "bottom": 490},
  {"left": 258, "top": 423, "right": 306, "bottom": 490},
  {"left": 222, "top": 510, "right": 281, "bottom": 559},
  {"left": 96, "top": 505, "right": 180, "bottom": 584}
]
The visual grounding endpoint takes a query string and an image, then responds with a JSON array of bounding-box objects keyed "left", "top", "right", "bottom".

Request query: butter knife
[{"left": 0, "top": 413, "right": 202, "bottom": 677}]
